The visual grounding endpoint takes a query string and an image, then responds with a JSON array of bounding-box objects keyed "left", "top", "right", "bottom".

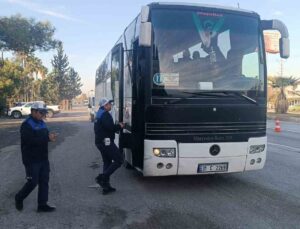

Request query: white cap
[
  {"left": 99, "top": 98, "right": 113, "bottom": 107},
  {"left": 31, "top": 102, "right": 48, "bottom": 113}
]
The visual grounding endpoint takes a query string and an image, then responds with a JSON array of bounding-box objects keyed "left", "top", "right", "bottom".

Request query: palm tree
[
  {"left": 268, "top": 76, "right": 300, "bottom": 113},
  {"left": 14, "top": 54, "right": 47, "bottom": 101}
]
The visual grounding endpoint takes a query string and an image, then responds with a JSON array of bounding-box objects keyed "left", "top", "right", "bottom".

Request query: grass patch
[{"left": 289, "top": 105, "right": 300, "bottom": 112}]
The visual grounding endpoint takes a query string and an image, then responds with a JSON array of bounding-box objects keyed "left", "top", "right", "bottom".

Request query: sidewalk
[
  {"left": 267, "top": 112, "right": 300, "bottom": 123},
  {"left": 0, "top": 106, "right": 89, "bottom": 125},
  {"left": 0, "top": 116, "right": 21, "bottom": 125}
]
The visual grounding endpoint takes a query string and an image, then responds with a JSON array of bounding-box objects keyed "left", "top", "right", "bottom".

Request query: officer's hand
[
  {"left": 119, "top": 122, "right": 125, "bottom": 128},
  {"left": 49, "top": 133, "right": 57, "bottom": 142}
]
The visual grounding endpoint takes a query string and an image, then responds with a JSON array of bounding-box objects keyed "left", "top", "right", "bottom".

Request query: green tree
[
  {"left": 0, "top": 14, "right": 57, "bottom": 105},
  {"left": 65, "top": 67, "right": 82, "bottom": 100},
  {"left": 268, "top": 76, "right": 300, "bottom": 113},
  {"left": 0, "top": 14, "right": 57, "bottom": 55},
  {"left": 51, "top": 42, "right": 69, "bottom": 101},
  {"left": 22, "top": 54, "right": 48, "bottom": 78},
  {"left": 14, "top": 54, "right": 48, "bottom": 101},
  {"left": 32, "top": 79, "right": 42, "bottom": 101},
  {"left": 40, "top": 74, "right": 59, "bottom": 104},
  {"left": 0, "top": 60, "right": 22, "bottom": 94},
  {"left": 0, "top": 60, "right": 23, "bottom": 113},
  {"left": 19, "top": 76, "right": 34, "bottom": 102}
]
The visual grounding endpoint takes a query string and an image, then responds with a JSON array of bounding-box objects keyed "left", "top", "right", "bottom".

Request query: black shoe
[
  {"left": 102, "top": 188, "right": 115, "bottom": 195},
  {"left": 102, "top": 184, "right": 116, "bottom": 195},
  {"left": 95, "top": 174, "right": 106, "bottom": 188},
  {"left": 37, "top": 204, "right": 56, "bottom": 212},
  {"left": 107, "top": 184, "right": 116, "bottom": 192},
  {"left": 15, "top": 195, "right": 23, "bottom": 211}
]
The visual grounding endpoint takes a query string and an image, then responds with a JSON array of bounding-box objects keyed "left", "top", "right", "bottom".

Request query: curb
[{"left": 267, "top": 113, "right": 300, "bottom": 123}]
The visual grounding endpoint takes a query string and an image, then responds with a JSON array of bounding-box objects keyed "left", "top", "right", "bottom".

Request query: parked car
[
  {"left": 8, "top": 101, "right": 60, "bottom": 119},
  {"left": 83, "top": 99, "right": 89, "bottom": 106},
  {"left": 46, "top": 105, "right": 61, "bottom": 118},
  {"left": 87, "top": 96, "right": 95, "bottom": 122},
  {"left": 12, "top": 102, "right": 26, "bottom": 107}
]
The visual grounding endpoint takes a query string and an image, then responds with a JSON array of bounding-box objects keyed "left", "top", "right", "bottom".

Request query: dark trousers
[
  {"left": 96, "top": 142, "right": 123, "bottom": 181},
  {"left": 16, "top": 160, "right": 50, "bottom": 205}
]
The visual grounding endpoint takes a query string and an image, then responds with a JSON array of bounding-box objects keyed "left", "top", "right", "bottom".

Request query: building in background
[{"left": 267, "top": 77, "right": 300, "bottom": 111}]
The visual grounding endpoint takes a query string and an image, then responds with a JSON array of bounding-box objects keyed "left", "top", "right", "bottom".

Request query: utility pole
[{"left": 280, "top": 58, "right": 283, "bottom": 77}]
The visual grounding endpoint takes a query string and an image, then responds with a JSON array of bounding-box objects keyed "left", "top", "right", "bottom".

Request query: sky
[{"left": 1, "top": 0, "right": 299, "bottom": 93}]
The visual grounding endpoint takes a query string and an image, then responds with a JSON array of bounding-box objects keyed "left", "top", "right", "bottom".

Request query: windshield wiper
[
  {"left": 165, "top": 91, "right": 258, "bottom": 105},
  {"left": 165, "top": 91, "right": 229, "bottom": 104},
  {"left": 224, "top": 91, "right": 258, "bottom": 105},
  {"left": 181, "top": 91, "right": 229, "bottom": 97}
]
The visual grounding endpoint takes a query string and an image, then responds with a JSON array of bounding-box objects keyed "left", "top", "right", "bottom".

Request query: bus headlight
[
  {"left": 249, "top": 144, "right": 265, "bottom": 154},
  {"left": 153, "top": 149, "right": 160, "bottom": 156},
  {"left": 153, "top": 148, "right": 176, "bottom": 157}
]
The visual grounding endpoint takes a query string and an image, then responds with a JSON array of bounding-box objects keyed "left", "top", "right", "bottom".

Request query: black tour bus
[{"left": 95, "top": 2, "right": 289, "bottom": 176}]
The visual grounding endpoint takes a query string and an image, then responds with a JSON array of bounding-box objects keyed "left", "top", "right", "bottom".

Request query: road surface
[{"left": 0, "top": 111, "right": 299, "bottom": 229}]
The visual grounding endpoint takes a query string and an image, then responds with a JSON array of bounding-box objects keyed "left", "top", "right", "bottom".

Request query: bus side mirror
[
  {"left": 139, "top": 6, "right": 151, "bottom": 47},
  {"left": 139, "top": 22, "right": 152, "bottom": 47},
  {"left": 141, "top": 6, "right": 149, "bottom": 23},
  {"left": 280, "top": 37, "right": 290, "bottom": 59},
  {"left": 261, "top": 19, "right": 290, "bottom": 59}
]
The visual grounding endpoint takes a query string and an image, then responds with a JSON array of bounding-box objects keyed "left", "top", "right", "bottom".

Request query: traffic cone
[{"left": 274, "top": 119, "right": 281, "bottom": 132}]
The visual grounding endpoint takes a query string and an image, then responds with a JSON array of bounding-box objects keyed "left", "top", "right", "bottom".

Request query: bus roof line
[{"left": 149, "top": 2, "right": 256, "bottom": 14}]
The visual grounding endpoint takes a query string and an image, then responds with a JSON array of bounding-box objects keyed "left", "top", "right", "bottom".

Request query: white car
[
  {"left": 8, "top": 102, "right": 60, "bottom": 119},
  {"left": 46, "top": 105, "right": 61, "bottom": 118}
]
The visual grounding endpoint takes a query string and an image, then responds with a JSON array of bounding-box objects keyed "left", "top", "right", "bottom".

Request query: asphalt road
[{"left": 0, "top": 111, "right": 299, "bottom": 229}]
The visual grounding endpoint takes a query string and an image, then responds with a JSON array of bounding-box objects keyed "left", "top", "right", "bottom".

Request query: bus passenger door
[
  {"left": 120, "top": 40, "right": 144, "bottom": 169},
  {"left": 111, "top": 44, "right": 124, "bottom": 145},
  {"left": 131, "top": 40, "right": 145, "bottom": 169}
]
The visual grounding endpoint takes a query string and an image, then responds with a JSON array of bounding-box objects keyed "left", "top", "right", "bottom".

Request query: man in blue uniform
[
  {"left": 94, "top": 98, "right": 124, "bottom": 195},
  {"left": 15, "top": 102, "right": 57, "bottom": 212}
]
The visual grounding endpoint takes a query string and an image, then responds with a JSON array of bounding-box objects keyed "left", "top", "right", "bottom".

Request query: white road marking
[
  {"left": 268, "top": 142, "right": 300, "bottom": 152},
  {"left": 88, "top": 184, "right": 100, "bottom": 189}
]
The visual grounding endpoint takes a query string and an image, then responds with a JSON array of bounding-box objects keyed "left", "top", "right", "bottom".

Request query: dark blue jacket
[
  {"left": 20, "top": 116, "right": 49, "bottom": 165},
  {"left": 94, "top": 108, "right": 121, "bottom": 144}
]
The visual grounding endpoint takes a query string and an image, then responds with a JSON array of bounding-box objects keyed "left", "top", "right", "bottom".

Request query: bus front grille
[{"left": 145, "top": 122, "right": 266, "bottom": 136}]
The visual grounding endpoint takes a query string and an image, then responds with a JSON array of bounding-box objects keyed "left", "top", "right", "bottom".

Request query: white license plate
[{"left": 197, "top": 163, "right": 228, "bottom": 173}]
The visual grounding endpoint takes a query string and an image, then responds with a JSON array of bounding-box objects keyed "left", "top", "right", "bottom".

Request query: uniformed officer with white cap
[
  {"left": 15, "top": 102, "right": 57, "bottom": 212},
  {"left": 94, "top": 98, "right": 124, "bottom": 195}
]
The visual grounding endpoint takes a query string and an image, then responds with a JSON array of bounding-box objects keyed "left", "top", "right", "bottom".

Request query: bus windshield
[{"left": 151, "top": 8, "right": 264, "bottom": 95}]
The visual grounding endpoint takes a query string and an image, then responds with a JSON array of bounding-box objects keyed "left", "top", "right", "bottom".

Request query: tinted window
[{"left": 151, "top": 9, "right": 263, "bottom": 93}]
